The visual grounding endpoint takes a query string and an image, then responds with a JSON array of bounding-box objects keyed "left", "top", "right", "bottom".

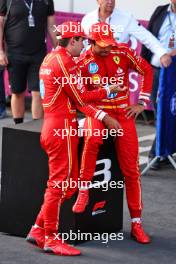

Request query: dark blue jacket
[{"left": 141, "top": 4, "right": 169, "bottom": 63}]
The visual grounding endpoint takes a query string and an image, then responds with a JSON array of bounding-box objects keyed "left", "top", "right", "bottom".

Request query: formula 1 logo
[
  {"left": 92, "top": 201, "right": 106, "bottom": 216},
  {"left": 90, "top": 159, "right": 111, "bottom": 216}
]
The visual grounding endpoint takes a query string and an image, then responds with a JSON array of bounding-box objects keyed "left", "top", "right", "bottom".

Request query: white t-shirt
[{"left": 82, "top": 8, "right": 167, "bottom": 67}]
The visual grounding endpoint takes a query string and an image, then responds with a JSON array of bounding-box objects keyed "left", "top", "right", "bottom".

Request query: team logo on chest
[
  {"left": 113, "top": 56, "right": 120, "bottom": 64},
  {"left": 88, "top": 62, "right": 99, "bottom": 74}
]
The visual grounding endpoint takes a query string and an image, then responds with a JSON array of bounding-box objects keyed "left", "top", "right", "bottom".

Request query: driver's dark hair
[
  {"left": 58, "top": 36, "right": 81, "bottom": 47},
  {"left": 89, "top": 39, "right": 96, "bottom": 45}
]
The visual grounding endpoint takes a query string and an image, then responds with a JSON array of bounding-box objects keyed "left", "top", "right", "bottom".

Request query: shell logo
[
  {"left": 92, "top": 74, "right": 101, "bottom": 84},
  {"left": 103, "top": 30, "right": 109, "bottom": 35}
]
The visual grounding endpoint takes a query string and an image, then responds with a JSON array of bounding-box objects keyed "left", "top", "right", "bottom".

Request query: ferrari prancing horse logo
[{"left": 113, "top": 56, "right": 120, "bottom": 64}]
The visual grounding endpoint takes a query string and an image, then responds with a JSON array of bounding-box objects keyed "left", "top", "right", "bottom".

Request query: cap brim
[
  {"left": 73, "top": 32, "right": 87, "bottom": 38},
  {"left": 96, "top": 39, "right": 116, "bottom": 48},
  {"left": 57, "top": 32, "right": 87, "bottom": 39}
]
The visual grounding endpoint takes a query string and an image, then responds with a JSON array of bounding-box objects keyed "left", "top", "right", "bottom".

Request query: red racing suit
[
  {"left": 77, "top": 44, "right": 153, "bottom": 218},
  {"left": 36, "top": 46, "right": 112, "bottom": 235}
]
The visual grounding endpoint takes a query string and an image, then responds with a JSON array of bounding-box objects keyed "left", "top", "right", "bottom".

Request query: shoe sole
[
  {"left": 72, "top": 207, "right": 87, "bottom": 213},
  {"left": 44, "top": 247, "right": 81, "bottom": 256},
  {"left": 130, "top": 234, "right": 151, "bottom": 244},
  {"left": 26, "top": 236, "right": 44, "bottom": 248}
]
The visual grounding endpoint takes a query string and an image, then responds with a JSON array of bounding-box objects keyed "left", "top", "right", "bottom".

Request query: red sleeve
[
  {"left": 77, "top": 104, "right": 107, "bottom": 120},
  {"left": 126, "top": 47, "right": 153, "bottom": 106},
  {"left": 55, "top": 53, "right": 108, "bottom": 106}
]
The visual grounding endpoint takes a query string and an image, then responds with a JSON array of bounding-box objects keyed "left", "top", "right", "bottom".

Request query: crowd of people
[{"left": 0, "top": 0, "right": 176, "bottom": 257}]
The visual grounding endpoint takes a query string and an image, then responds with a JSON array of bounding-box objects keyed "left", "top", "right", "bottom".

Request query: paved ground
[{"left": 0, "top": 110, "right": 176, "bottom": 264}]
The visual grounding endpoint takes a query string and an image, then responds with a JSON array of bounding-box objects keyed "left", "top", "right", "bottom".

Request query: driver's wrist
[
  {"left": 0, "top": 50, "right": 5, "bottom": 55},
  {"left": 137, "top": 100, "right": 146, "bottom": 107},
  {"left": 102, "top": 114, "right": 109, "bottom": 123}
]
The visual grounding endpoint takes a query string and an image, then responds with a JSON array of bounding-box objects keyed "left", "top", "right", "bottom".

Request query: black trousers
[{"left": 0, "top": 69, "right": 6, "bottom": 110}]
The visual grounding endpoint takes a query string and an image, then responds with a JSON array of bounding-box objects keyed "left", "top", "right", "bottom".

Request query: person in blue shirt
[{"left": 141, "top": 0, "right": 176, "bottom": 169}]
